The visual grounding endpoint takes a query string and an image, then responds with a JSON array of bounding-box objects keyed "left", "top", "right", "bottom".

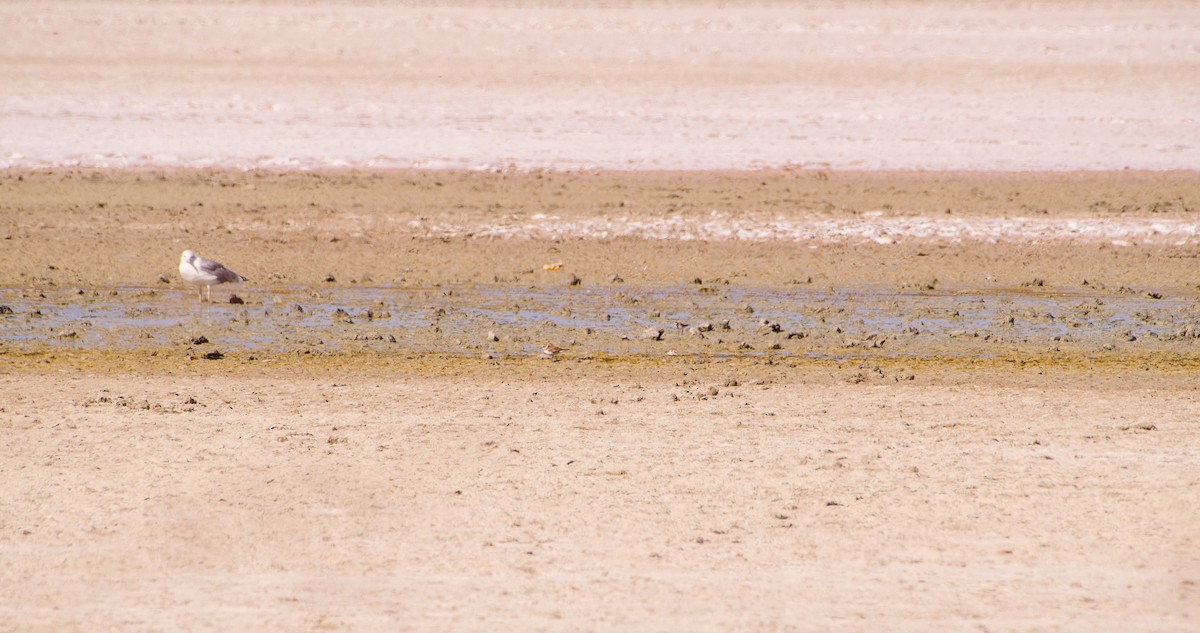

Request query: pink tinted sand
[{"left": 1, "top": 1, "right": 1198, "bottom": 171}]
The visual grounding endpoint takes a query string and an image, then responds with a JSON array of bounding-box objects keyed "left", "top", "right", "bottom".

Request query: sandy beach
[
  {"left": 3, "top": 370, "right": 1198, "bottom": 631},
  {"left": 3, "top": 1, "right": 1200, "bottom": 631}
]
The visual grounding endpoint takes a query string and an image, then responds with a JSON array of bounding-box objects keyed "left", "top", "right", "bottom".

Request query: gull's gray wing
[{"left": 198, "top": 258, "right": 245, "bottom": 283}]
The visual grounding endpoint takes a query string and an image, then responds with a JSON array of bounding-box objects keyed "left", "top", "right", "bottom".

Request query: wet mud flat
[
  {"left": 2, "top": 280, "right": 1199, "bottom": 380},
  {"left": 2, "top": 168, "right": 1199, "bottom": 377}
]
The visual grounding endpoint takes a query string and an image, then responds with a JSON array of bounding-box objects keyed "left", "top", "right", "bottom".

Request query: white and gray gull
[{"left": 179, "top": 250, "right": 246, "bottom": 302}]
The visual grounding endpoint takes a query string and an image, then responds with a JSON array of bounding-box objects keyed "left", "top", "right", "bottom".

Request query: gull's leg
[
  {"left": 205, "top": 285, "right": 212, "bottom": 302},
  {"left": 196, "top": 286, "right": 204, "bottom": 302}
]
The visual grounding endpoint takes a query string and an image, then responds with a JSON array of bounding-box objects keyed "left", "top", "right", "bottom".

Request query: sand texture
[
  {"left": 3, "top": 372, "right": 1198, "bottom": 631},
  {"left": 2, "top": 0, "right": 1198, "bottom": 171}
]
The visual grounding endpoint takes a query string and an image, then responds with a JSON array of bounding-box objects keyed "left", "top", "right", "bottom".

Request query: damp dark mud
[
  {"left": 2, "top": 168, "right": 1198, "bottom": 378},
  {"left": 4, "top": 280, "right": 1198, "bottom": 377}
]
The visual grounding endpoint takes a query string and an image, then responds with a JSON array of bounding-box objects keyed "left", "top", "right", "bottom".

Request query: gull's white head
[{"left": 181, "top": 250, "right": 196, "bottom": 264}]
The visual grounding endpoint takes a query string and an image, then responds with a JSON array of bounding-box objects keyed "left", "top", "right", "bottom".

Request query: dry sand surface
[
  {"left": 3, "top": 0, "right": 1199, "bottom": 171},
  {"left": 1, "top": 372, "right": 1198, "bottom": 631},
  {"left": 2, "top": 169, "right": 1199, "bottom": 631}
]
